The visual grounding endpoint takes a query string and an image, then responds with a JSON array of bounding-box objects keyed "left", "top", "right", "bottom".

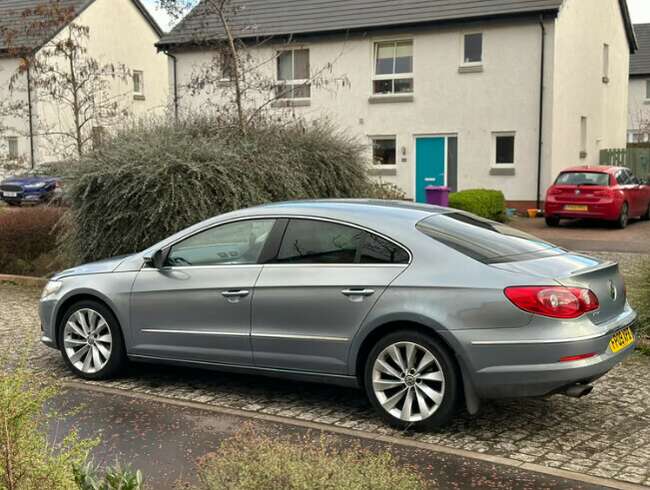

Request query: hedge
[
  {"left": 62, "top": 115, "right": 374, "bottom": 263},
  {"left": 0, "top": 207, "right": 68, "bottom": 276},
  {"left": 448, "top": 189, "right": 507, "bottom": 222}
]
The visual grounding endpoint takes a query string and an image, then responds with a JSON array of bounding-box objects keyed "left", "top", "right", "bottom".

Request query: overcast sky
[{"left": 142, "top": 0, "right": 650, "bottom": 33}]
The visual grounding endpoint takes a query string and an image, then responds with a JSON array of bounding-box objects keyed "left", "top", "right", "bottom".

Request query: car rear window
[
  {"left": 416, "top": 212, "right": 562, "bottom": 264},
  {"left": 555, "top": 172, "right": 610, "bottom": 186}
]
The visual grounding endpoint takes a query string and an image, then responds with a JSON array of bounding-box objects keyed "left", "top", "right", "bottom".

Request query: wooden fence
[{"left": 600, "top": 147, "right": 650, "bottom": 178}]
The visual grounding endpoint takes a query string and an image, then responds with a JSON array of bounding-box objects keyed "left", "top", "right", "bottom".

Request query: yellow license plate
[
  {"left": 565, "top": 205, "right": 588, "bottom": 211},
  {"left": 609, "top": 327, "right": 634, "bottom": 353}
]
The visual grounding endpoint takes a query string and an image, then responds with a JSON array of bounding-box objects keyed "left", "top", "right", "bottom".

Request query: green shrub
[
  {"left": 74, "top": 460, "right": 143, "bottom": 490},
  {"left": 627, "top": 261, "right": 650, "bottom": 344},
  {"left": 198, "top": 427, "right": 429, "bottom": 490},
  {"left": 0, "top": 359, "right": 93, "bottom": 489},
  {"left": 0, "top": 207, "right": 69, "bottom": 276},
  {"left": 62, "top": 116, "right": 372, "bottom": 263},
  {"left": 448, "top": 189, "right": 507, "bottom": 222}
]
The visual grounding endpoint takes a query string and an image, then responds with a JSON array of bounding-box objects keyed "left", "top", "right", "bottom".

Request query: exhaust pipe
[{"left": 564, "top": 384, "right": 593, "bottom": 398}]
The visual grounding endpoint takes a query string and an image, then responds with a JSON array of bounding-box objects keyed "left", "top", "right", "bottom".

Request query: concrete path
[{"left": 48, "top": 385, "right": 607, "bottom": 489}]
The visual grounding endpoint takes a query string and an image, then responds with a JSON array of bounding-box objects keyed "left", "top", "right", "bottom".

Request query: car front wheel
[
  {"left": 364, "top": 331, "right": 459, "bottom": 430},
  {"left": 58, "top": 300, "right": 126, "bottom": 380}
]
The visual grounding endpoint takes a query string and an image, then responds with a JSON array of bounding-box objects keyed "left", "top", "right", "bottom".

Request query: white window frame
[
  {"left": 275, "top": 48, "right": 311, "bottom": 101},
  {"left": 645, "top": 79, "right": 650, "bottom": 101},
  {"left": 7, "top": 136, "right": 18, "bottom": 160},
  {"left": 461, "top": 32, "right": 484, "bottom": 67},
  {"left": 491, "top": 131, "right": 516, "bottom": 168},
  {"left": 133, "top": 70, "right": 144, "bottom": 97},
  {"left": 370, "top": 135, "right": 398, "bottom": 167},
  {"left": 371, "top": 39, "right": 414, "bottom": 96},
  {"left": 602, "top": 43, "right": 610, "bottom": 83}
]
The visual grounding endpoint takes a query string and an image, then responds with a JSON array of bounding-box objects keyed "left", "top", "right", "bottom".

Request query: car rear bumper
[
  {"left": 453, "top": 308, "right": 637, "bottom": 399},
  {"left": 544, "top": 202, "right": 620, "bottom": 220}
]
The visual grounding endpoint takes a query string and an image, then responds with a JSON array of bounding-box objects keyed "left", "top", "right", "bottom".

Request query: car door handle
[
  {"left": 222, "top": 290, "right": 250, "bottom": 298},
  {"left": 341, "top": 289, "right": 375, "bottom": 297}
]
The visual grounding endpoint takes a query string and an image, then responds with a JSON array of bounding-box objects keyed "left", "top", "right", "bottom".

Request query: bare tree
[
  {"left": 3, "top": 1, "right": 131, "bottom": 160},
  {"left": 158, "top": 0, "right": 350, "bottom": 132}
]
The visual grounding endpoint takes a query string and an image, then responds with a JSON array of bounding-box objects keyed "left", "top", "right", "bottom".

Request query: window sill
[
  {"left": 133, "top": 94, "right": 145, "bottom": 101},
  {"left": 368, "top": 94, "right": 414, "bottom": 104},
  {"left": 271, "top": 99, "right": 311, "bottom": 108},
  {"left": 368, "top": 167, "right": 397, "bottom": 177},
  {"left": 459, "top": 64, "right": 483, "bottom": 74},
  {"left": 489, "top": 166, "right": 515, "bottom": 176}
]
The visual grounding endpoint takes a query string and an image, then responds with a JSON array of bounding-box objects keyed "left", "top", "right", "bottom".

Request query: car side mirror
[{"left": 144, "top": 248, "right": 168, "bottom": 269}]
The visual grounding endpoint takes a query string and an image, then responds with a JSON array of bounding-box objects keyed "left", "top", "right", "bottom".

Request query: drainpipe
[
  {"left": 164, "top": 50, "right": 179, "bottom": 121},
  {"left": 536, "top": 16, "right": 546, "bottom": 210},
  {"left": 26, "top": 62, "right": 36, "bottom": 169}
]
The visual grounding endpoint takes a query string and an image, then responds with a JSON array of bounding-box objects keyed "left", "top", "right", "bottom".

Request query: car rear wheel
[
  {"left": 617, "top": 203, "right": 629, "bottom": 229},
  {"left": 364, "top": 331, "right": 459, "bottom": 430},
  {"left": 545, "top": 216, "right": 560, "bottom": 227},
  {"left": 58, "top": 300, "right": 127, "bottom": 380}
]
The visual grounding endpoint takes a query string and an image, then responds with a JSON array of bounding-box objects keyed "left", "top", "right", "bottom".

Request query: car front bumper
[{"left": 451, "top": 307, "right": 638, "bottom": 399}]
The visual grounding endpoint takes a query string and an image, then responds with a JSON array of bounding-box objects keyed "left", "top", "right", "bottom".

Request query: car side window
[
  {"left": 275, "top": 219, "right": 409, "bottom": 265},
  {"left": 616, "top": 171, "right": 630, "bottom": 186},
  {"left": 276, "top": 219, "right": 364, "bottom": 264},
  {"left": 166, "top": 219, "right": 276, "bottom": 267},
  {"left": 360, "top": 233, "right": 410, "bottom": 264}
]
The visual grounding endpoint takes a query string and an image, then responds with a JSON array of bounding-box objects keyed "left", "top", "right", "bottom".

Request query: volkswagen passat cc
[{"left": 39, "top": 201, "right": 637, "bottom": 429}]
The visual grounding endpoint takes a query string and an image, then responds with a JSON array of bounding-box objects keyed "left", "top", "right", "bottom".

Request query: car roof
[{"left": 558, "top": 166, "right": 621, "bottom": 174}]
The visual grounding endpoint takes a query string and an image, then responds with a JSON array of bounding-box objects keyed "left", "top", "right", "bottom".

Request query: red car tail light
[
  {"left": 548, "top": 187, "right": 563, "bottom": 195},
  {"left": 504, "top": 286, "right": 599, "bottom": 319},
  {"left": 593, "top": 189, "right": 612, "bottom": 198}
]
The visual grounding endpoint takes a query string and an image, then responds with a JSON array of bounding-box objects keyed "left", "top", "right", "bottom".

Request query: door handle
[
  {"left": 341, "top": 289, "right": 375, "bottom": 297},
  {"left": 222, "top": 290, "right": 250, "bottom": 298}
]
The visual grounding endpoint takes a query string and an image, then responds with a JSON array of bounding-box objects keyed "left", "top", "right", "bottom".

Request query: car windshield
[
  {"left": 417, "top": 212, "right": 563, "bottom": 264},
  {"left": 555, "top": 172, "right": 610, "bottom": 186}
]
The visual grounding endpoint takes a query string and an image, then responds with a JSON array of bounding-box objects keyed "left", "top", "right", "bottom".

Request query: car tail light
[
  {"left": 594, "top": 189, "right": 612, "bottom": 198},
  {"left": 548, "top": 187, "right": 563, "bottom": 195},
  {"left": 504, "top": 286, "right": 599, "bottom": 319}
]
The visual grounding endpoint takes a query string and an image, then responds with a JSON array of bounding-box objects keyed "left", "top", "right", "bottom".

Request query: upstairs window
[
  {"left": 276, "top": 49, "right": 310, "bottom": 99},
  {"left": 373, "top": 40, "right": 413, "bottom": 95},
  {"left": 463, "top": 33, "right": 483, "bottom": 65},
  {"left": 372, "top": 137, "right": 397, "bottom": 165},
  {"left": 7, "top": 137, "right": 18, "bottom": 160},
  {"left": 133, "top": 70, "right": 144, "bottom": 98}
]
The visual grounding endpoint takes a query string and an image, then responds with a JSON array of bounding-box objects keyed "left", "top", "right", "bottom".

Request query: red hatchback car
[{"left": 545, "top": 166, "right": 650, "bottom": 228}]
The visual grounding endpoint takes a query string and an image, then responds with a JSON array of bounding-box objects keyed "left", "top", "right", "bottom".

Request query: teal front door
[{"left": 415, "top": 137, "right": 446, "bottom": 203}]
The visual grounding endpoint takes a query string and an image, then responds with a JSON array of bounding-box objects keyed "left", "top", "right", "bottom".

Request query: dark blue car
[{"left": 0, "top": 175, "right": 61, "bottom": 206}]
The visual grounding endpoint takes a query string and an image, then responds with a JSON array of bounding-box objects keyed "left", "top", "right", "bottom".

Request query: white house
[
  {"left": 157, "top": 0, "right": 636, "bottom": 209},
  {"left": 0, "top": 0, "right": 169, "bottom": 169},
  {"left": 628, "top": 23, "right": 650, "bottom": 142}
]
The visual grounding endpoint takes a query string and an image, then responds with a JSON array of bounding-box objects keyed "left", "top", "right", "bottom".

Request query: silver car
[{"left": 39, "top": 200, "right": 637, "bottom": 429}]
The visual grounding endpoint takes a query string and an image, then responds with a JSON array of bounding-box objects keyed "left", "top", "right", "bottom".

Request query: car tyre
[
  {"left": 58, "top": 300, "right": 127, "bottom": 380},
  {"left": 616, "top": 202, "right": 629, "bottom": 229},
  {"left": 364, "top": 330, "right": 459, "bottom": 430},
  {"left": 545, "top": 216, "right": 560, "bottom": 227}
]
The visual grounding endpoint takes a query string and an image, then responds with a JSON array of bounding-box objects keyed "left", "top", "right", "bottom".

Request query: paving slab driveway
[
  {"left": 511, "top": 217, "right": 650, "bottom": 253},
  {"left": 2, "top": 251, "right": 649, "bottom": 488}
]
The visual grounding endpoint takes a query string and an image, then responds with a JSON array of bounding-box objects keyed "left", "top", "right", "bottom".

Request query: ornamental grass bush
[
  {"left": 0, "top": 206, "right": 69, "bottom": 276},
  {"left": 62, "top": 115, "right": 373, "bottom": 263},
  {"left": 198, "top": 426, "right": 429, "bottom": 490},
  {"left": 448, "top": 189, "right": 507, "bottom": 222}
]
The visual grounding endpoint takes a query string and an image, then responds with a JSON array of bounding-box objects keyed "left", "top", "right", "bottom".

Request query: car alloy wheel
[
  {"left": 372, "top": 341, "right": 446, "bottom": 423},
  {"left": 63, "top": 308, "right": 113, "bottom": 374}
]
